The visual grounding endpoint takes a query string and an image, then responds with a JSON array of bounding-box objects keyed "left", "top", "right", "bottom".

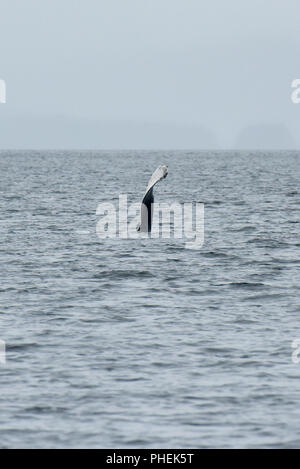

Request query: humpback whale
[{"left": 137, "top": 165, "right": 168, "bottom": 233}]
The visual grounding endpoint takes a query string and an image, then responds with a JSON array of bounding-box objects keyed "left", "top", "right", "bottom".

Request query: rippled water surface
[{"left": 1, "top": 150, "right": 300, "bottom": 448}]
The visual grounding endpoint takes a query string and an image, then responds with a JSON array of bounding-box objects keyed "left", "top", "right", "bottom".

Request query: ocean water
[{"left": 0, "top": 150, "right": 300, "bottom": 449}]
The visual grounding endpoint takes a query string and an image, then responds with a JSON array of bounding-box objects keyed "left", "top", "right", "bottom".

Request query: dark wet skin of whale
[{"left": 137, "top": 165, "right": 168, "bottom": 233}]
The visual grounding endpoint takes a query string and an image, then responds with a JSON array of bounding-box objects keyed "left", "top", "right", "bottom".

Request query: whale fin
[{"left": 138, "top": 165, "right": 168, "bottom": 233}]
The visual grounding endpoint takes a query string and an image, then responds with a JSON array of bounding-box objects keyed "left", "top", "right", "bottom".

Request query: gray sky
[{"left": 0, "top": 0, "right": 300, "bottom": 148}]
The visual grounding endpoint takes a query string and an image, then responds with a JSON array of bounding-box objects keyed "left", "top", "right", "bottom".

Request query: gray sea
[{"left": 1, "top": 150, "right": 300, "bottom": 449}]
